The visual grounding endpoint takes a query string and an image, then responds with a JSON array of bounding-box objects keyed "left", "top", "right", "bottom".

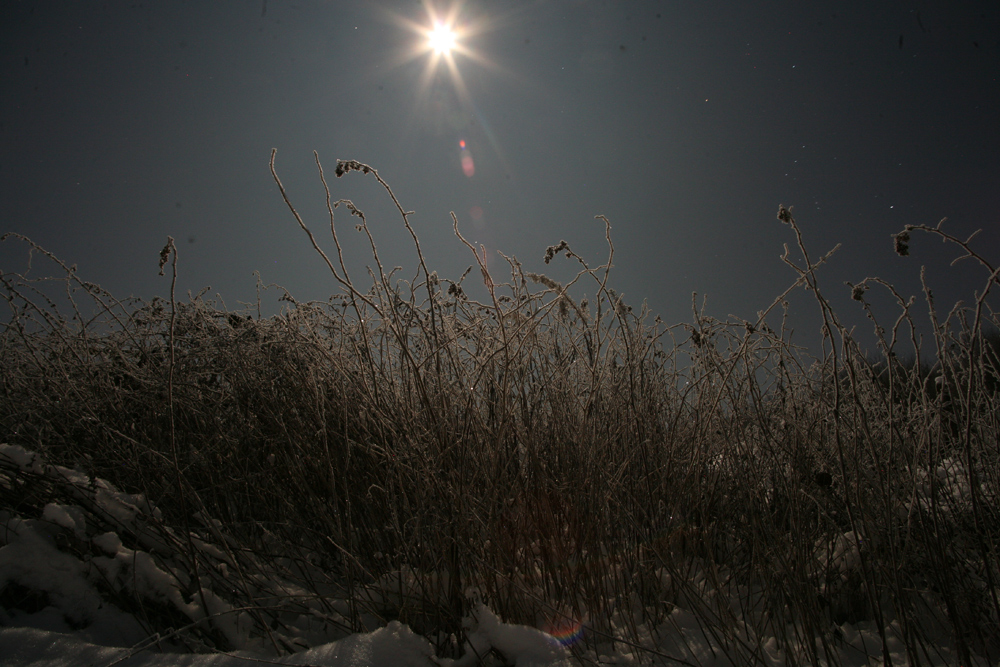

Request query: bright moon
[{"left": 429, "top": 23, "right": 456, "bottom": 54}]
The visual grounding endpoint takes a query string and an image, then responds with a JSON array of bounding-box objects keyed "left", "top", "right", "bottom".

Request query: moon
[{"left": 428, "top": 23, "right": 456, "bottom": 55}]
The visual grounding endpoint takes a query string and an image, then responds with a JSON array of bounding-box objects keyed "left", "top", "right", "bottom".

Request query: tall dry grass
[{"left": 1, "top": 152, "right": 997, "bottom": 664}]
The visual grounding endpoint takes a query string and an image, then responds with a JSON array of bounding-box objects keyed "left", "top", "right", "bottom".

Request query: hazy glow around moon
[{"left": 429, "top": 23, "right": 456, "bottom": 54}]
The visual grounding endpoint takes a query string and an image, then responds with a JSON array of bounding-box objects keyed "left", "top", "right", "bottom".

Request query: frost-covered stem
[
  {"left": 777, "top": 206, "right": 894, "bottom": 667},
  {"left": 157, "top": 237, "right": 217, "bottom": 647},
  {"left": 902, "top": 220, "right": 1000, "bottom": 633},
  {"left": 157, "top": 236, "right": 180, "bottom": 485}
]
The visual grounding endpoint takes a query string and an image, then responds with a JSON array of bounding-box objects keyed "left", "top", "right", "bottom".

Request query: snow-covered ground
[{"left": 0, "top": 443, "right": 991, "bottom": 666}]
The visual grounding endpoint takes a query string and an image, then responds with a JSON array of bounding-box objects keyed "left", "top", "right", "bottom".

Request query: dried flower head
[
  {"left": 892, "top": 230, "right": 910, "bottom": 256},
  {"left": 614, "top": 294, "right": 632, "bottom": 316},
  {"left": 850, "top": 282, "right": 867, "bottom": 302},
  {"left": 543, "top": 240, "right": 570, "bottom": 264},
  {"left": 158, "top": 238, "right": 174, "bottom": 276},
  {"left": 335, "top": 160, "right": 371, "bottom": 177},
  {"left": 527, "top": 272, "right": 562, "bottom": 291}
]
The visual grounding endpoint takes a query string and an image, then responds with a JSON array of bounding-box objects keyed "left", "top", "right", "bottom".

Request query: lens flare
[
  {"left": 374, "top": 2, "right": 521, "bottom": 183},
  {"left": 459, "top": 139, "right": 475, "bottom": 177},
  {"left": 544, "top": 617, "right": 585, "bottom": 647}
]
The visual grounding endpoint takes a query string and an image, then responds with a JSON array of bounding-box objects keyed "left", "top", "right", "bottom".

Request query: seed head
[
  {"left": 892, "top": 230, "right": 910, "bottom": 256},
  {"left": 543, "top": 240, "right": 570, "bottom": 264}
]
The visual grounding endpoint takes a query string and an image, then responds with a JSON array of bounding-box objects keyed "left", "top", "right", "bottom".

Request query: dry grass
[{"left": 1, "top": 153, "right": 998, "bottom": 665}]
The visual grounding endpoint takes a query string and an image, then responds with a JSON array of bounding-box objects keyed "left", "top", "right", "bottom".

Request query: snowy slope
[{"left": 0, "top": 442, "right": 991, "bottom": 666}]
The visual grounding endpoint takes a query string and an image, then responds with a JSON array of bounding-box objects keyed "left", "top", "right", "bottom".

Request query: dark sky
[{"left": 3, "top": 1, "right": 998, "bottom": 353}]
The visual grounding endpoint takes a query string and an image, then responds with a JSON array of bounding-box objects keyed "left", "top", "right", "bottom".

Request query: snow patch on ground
[{"left": 2, "top": 443, "right": 997, "bottom": 666}]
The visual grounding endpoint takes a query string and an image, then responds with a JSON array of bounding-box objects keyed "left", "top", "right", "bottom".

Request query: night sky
[{"left": 3, "top": 1, "right": 998, "bottom": 353}]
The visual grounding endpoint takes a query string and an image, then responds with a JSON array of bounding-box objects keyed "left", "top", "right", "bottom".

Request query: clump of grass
[{"left": 1, "top": 157, "right": 998, "bottom": 665}]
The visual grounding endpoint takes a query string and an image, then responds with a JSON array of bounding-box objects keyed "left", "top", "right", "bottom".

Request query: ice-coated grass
[{"left": 1, "top": 152, "right": 998, "bottom": 665}]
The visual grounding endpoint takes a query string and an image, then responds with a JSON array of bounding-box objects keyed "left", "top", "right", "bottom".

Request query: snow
[
  {"left": 0, "top": 623, "right": 439, "bottom": 667},
  {"left": 42, "top": 503, "right": 86, "bottom": 537},
  {"left": 0, "top": 443, "right": 583, "bottom": 666},
  {"left": 459, "top": 590, "right": 571, "bottom": 667},
  {"left": 0, "top": 443, "right": 995, "bottom": 666},
  {"left": 0, "top": 443, "right": 43, "bottom": 473},
  {"left": 0, "top": 515, "right": 104, "bottom": 628}
]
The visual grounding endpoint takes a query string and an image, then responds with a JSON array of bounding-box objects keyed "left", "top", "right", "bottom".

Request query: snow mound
[
  {"left": 3, "top": 442, "right": 997, "bottom": 667},
  {"left": 458, "top": 589, "right": 571, "bottom": 667},
  {"left": 0, "top": 623, "right": 441, "bottom": 667}
]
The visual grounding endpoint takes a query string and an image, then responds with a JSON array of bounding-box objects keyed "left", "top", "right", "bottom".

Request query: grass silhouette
[{"left": 1, "top": 153, "right": 997, "bottom": 665}]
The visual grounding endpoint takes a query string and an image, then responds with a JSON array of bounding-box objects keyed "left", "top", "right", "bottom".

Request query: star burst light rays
[
  {"left": 379, "top": 0, "right": 510, "bottom": 112},
  {"left": 373, "top": 1, "right": 527, "bottom": 217}
]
